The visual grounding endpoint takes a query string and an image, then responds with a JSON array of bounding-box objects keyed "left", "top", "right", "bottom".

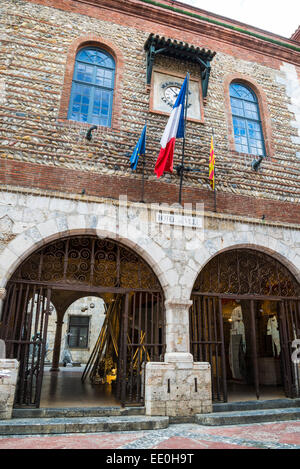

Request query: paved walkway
[{"left": 0, "top": 421, "right": 300, "bottom": 449}]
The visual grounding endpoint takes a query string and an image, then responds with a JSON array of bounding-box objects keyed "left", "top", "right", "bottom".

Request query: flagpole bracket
[
  {"left": 86, "top": 125, "right": 97, "bottom": 141},
  {"left": 251, "top": 155, "right": 265, "bottom": 171},
  {"left": 175, "top": 164, "right": 202, "bottom": 176}
]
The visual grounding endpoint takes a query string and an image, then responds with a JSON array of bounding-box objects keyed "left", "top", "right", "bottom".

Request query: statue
[
  {"left": 229, "top": 305, "right": 246, "bottom": 380},
  {"left": 61, "top": 332, "right": 73, "bottom": 367},
  {"left": 267, "top": 315, "right": 281, "bottom": 357}
]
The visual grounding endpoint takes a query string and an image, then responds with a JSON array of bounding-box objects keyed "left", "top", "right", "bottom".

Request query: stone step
[
  {"left": 196, "top": 407, "right": 300, "bottom": 426},
  {"left": 12, "top": 406, "right": 145, "bottom": 419},
  {"left": 213, "top": 398, "right": 300, "bottom": 413},
  {"left": 0, "top": 415, "right": 169, "bottom": 436}
]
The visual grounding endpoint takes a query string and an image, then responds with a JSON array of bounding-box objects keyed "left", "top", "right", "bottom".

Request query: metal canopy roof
[{"left": 144, "top": 33, "right": 216, "bottom": 97}]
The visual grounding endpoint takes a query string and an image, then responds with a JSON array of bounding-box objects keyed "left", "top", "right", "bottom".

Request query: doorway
[
  {"left": 0, "top": 235, "right": 165, "bottom": 408},
  {"left": 190, "top": 248, "right": 300, "bottom": 402},
  {"left": 222, "top": 299, "right": 286, "bottom": 402}
]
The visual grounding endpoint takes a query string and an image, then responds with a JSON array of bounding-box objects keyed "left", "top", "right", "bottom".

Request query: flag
[
  {"left": 154, "top": 75, "right": 188, "bottom": 178},
  {"left": 130, "top": 124, "right": 147, "bottom": 170},
  {"left": 209, "top": 135, "right": 215, "bottom": 190}
]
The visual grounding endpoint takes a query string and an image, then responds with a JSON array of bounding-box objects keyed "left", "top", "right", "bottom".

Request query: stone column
[
  {"left": 164, "top": 298, "right": 194, "bottom": 362},
  {"left": 145, "top": 299, "right": 212, "bottom": 418},
  {"left": 0, "top": 288, "right": 6, "bottom": 318},
  {"left": 50, "top": 319, "right": 64, "bottom": 372}
]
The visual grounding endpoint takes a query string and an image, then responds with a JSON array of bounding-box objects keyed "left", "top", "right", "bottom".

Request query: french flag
[{"left": 154, "top": 75, "right": 188, "bottom": 179}]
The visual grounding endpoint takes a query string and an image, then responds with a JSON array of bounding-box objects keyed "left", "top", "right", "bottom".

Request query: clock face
[
  {"left": 152, "top": 72, "right": 201, "bottom": 120},
  {"left": 164, "top": 85, "right": 181, "bottom": 107},
  {"left": 161, "top": 81, "right": 192, "bottom": 109}
]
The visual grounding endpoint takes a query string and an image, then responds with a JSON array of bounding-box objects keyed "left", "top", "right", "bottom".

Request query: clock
[
  {"left": 151, "top": 71, "right": 202, "bottom": 121},
  {"left": 161, "top": 81, "right": 192, "bottom": 109}
]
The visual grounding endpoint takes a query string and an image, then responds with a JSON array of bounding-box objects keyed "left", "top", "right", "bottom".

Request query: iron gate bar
[
  {"left": 295, "top": 301, "right": 300, "bottom": 332},
  {"left": 129, "top": 292, "right": 136, "bottom": 403},
  {"left": 137, "top": 291, "right": 142, "bottom": 403},
  {"left": 207, "top": 298, "right": 213, "bottom": 379},
  {"left": 287, "top": 300, "right": 299, "bottom": 397},
  {"left": 27, "top": 286, "right": 42, "bottom": 406},
  {"left": 218, "top": 298, "right": 227, "bottom": 403},
  {"left": 121, "top": 294, "right": 129, "bottom": 407},
  {"left": 18, "top": 284, "right": 36, "bottom": 405},
  {"left": 35, "top": 288, "right": 51, "bottom": 407},
  {"left": 250, "top": 300, "right": 260, "bottom": 400},
  {"left": 16, "top": 284, "right": 30, "bottom": 360},
  {"left": 212, "top": 298, "right": 220, "bottom": 401},
  {"left": 279, "top": 301, "right": 294, "bottom": 398},
  {"left": 12, "top": 284, "right": 23, "bottom": 345},
  {"left": 203, "top": 297, "right": 208, "bottom": 362}
]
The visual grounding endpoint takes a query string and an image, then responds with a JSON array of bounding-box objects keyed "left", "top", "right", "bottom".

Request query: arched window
[
  {"left": 230, "top": 83, "right": 265, "bottom": 156},
  {"left": 68, "top": 47, "right": 115, "bottom": 126}
]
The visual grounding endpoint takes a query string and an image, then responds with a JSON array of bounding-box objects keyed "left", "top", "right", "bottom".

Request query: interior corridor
[{"left": 40, "top": 366, "right": 120, "bottom": 408}]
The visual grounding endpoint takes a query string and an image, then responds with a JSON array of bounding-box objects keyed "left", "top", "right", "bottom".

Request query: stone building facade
[
  {"left": 45, "top": 296, "right": 105, "bottom": 365},
  {"left": 0, "top": 0, "right": 300, "bottom": 418}
]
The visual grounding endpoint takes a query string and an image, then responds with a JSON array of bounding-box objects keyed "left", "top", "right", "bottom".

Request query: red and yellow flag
[{"left": 209, "top": 136, "right": 215, "bottom": 190}]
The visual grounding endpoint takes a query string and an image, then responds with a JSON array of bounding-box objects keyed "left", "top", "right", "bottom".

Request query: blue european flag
[{"left": 130, "top": 124, "right": 147, "bottom": 170}]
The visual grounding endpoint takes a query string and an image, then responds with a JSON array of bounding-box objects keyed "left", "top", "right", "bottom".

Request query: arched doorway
[
  {"left": 190, "top": 248, "right": 300, "bottom": 402},
  {"left": 0, "top": 235, "right": 165, "bottom": 408}
]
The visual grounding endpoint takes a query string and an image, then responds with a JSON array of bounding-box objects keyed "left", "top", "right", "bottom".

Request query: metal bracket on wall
[{"left": 144, "top": 33, "right": 216, "bottom": 98}]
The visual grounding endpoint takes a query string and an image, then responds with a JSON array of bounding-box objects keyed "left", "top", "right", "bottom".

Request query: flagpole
[
  {"left": 140, "top": 151, "right": 146, "bottom": 203},
  {"left": 212, "top": 127, "right": 217, "bottom": 213},
  {"left": 140, "top": 121, "right": 147, "bottom": 203},
  {"left": 178, "top": 72, "right": 190, "bottom": 206}
]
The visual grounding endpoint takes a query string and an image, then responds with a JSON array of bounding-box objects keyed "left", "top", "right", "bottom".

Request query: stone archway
[
  {"left": 190, "top": 248, "right": 300, "bottom": 402},
  {"left": 0, "top": 234, "right": 165, "bottom": 408}
]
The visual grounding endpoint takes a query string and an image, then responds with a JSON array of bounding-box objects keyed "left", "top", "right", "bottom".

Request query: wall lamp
[
  {"left": 251, "top": 156, "right": 265, "bottom": 172},
  {"left": 86, "top": 125, "right": 97, "bottom": 141}
]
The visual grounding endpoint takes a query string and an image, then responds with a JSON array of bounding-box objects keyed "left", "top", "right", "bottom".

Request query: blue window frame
[
  {"left": 68, "top": 47, "right": 115, "bottom": 127},
  {"left": 230, "top": 83, "right": 265, "bottom": 156}
]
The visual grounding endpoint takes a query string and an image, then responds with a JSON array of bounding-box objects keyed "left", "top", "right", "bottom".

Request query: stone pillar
[
  {"left": 0, "top": 288, "right": 6, "bottom": 300},
  {"left": 50, "top": 319, "right": 64, "bottom": 372},
  {"left": 145, "top": 299, "right": 212, "bottom": 418},
  {"left": 0, "top": 359, "right": 19, "bottom": 420},
  {"left": 0, "top": 288, "right": 6, "bottom": 318},
  {"left": 165, "top": 299, "right": 193, "bottom": 359}
]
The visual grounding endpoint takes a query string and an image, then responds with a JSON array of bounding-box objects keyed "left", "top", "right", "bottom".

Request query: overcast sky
[{"left": 179, "top": 0, "right": 300, "bottom": 39}]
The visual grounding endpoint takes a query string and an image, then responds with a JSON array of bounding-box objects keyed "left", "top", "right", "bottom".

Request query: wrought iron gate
[
  {"left": 81, "top": 290, "right": 165, "bottom": 406},
  {"left": 117, "top": 291, "right": 165, "bottom": 406},
  {"left": 0, "top": 283, "right": 52, "bottom": 407},
  {"left": 278, "top": 300, "right": 300, "bottom": 398},
  {"left": 0, "top": 235, "right": 165, "bottom": 408},
  {"left": 191, "top": 249, "right": 300, "bottom": 402},
  {"left": 190, "top": 295, "right": 300, "bottom": 402},
  {"left": 190, "top": 295, "right": 227, "bottom": 402}
]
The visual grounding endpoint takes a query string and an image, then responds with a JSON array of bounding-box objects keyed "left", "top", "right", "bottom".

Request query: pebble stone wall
[{"left": 0, "top": 0, "right": 299, "bottom": 220}]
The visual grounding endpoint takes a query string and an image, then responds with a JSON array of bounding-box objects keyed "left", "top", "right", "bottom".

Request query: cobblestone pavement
[{"left": 0, "top": 421, "right": 300, "bottom": 450}]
